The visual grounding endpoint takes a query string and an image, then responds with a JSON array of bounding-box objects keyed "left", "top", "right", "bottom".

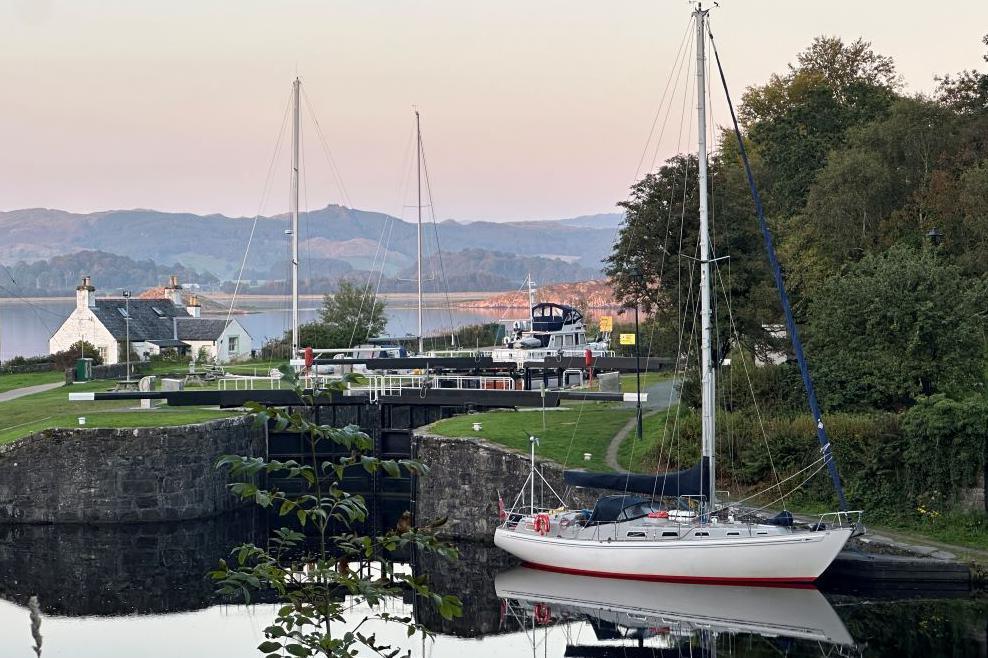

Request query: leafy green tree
[
  {"left": 936, "top": 34, "right": 988, "bottom": 114},
  {"left": 212, "top": 368, "right": 461, "bottom": 657},
  {"left": 51, "top": 340, "right": 103, "bottom": 369},
  {"left": 774, "top": 97, "right": 958, "bottom": 310},
  {"left": 741, "top": 37, "right": 899, "bottom": 215},
  {"left": 605, "top": 154, "right": 779, "bottom": 362},
  {"left": 804, "top": 245, "right": 985, "bottom": 411},
  {"left": 317, "top": 279, "right": 387, "bottom": 348}
]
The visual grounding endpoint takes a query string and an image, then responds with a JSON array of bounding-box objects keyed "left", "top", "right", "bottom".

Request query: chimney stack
[
  {"left": 76, "top": 275, "right": 96, "bottom": 310},
  {"left": 165, "top": 275, "right": 183, "bottom": 307},
  {"left": 186, "top": 294, "right": 201, "bottom": 319}
]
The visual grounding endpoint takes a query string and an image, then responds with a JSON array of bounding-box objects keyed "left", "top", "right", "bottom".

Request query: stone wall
[
  {"left": 960, "top": 471, "right": 987, "bottom": 513},
  {"left": 0, "top": 416, "right": 264, "bottom": 523},
  {"left": 64, "top": 361, "right": 150, "bottom": 383},
  {"left": 414, "top": 431, "right": 604, "bottom": 540}
]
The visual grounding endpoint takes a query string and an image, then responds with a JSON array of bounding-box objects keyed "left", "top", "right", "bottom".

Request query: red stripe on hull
[{"left": 523, "top": 561, "right": 817, "bottom": 589}]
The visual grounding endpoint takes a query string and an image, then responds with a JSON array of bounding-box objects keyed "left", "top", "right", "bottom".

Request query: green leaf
[{"left": 257, "top": 641, "right": 281, "bottom": 653}]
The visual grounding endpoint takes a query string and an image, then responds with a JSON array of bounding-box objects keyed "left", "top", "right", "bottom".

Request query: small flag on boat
[{"left": 497, "top": 491, "right": 507, "bottom": 521}]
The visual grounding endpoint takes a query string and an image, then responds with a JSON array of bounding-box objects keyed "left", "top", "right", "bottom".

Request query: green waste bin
[{"left": 75, "top": 358, "right": 93, "bottom": 382}]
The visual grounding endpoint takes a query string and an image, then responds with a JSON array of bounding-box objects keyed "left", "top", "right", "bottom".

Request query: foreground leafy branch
[{"left": 212, "top": 367, "right": 461, "bottom": 657}]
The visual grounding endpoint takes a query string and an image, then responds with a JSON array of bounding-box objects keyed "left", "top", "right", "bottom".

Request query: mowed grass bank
[
  {"left": 0, "top": 381, "right": 238, "bottom": 445},
  {"left": 426, "top": 403, "right": 634, "bottom": 472},
  {"left": 0, "top": 370, "right": 64, "bottom": 394}
]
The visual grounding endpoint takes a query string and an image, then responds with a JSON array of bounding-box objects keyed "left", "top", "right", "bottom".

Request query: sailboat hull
[{"left": 494, "top": 525, "right": 853, "bottom": 584}]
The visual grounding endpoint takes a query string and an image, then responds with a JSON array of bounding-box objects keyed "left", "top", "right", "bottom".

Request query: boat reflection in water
[{"left": 495, "top": 566, "right": 855, "bottom": 656}]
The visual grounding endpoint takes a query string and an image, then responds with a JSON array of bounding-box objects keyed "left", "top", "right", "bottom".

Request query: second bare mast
[{"left": 290, "top": 77, "right": 301, "bottom": 358}]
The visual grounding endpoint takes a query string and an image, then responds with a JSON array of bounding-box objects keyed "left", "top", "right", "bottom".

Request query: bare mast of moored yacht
[
  {"left": 290, "top": 77, "right": 301, "bottom": 359},
  {"left": 416, "top": 110, "right": 424, "bottom": 355},
  {"left": 527, "top": 273, "right": 536, "bottom": 328},
  {"left": 695, "top": 5, "right": 716, "bottom": 511}
]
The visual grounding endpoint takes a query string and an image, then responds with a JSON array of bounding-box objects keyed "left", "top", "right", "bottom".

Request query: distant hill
[
  {"left": 0, "top": 205, "right": 620, "bottom": 278},
  {"left": 0, "top": 206, "right": 623, "bottom": 295},
  {"left": 0, "top": 250, "right": 218, "bottom": 296},
  {"left": 556, "top": 213, "right": 624, "bottom": 229}
]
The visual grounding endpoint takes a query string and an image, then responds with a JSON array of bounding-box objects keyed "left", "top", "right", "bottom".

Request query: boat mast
[
  {"left": 527, "top": 273, "right": 536, "bottom": 326},
  {"left": 291, "top": 77, "right": 301, "bottom": 358},
  {"left": 695, "top": 6, "right": 716, "bottom": 511},
  {"left": 416, "top": 110, "right": 424, "bottom": 354}
]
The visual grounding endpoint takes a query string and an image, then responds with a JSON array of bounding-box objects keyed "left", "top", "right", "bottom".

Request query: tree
[
  {"left": 804, "top": 245, "right": 985, "bottom": 411},
  {"left": 51, "top": 340, "right": 103, "bottom": 369},
  {"left": 605, "top": 153, "right": 779, "bottom": 363},
  {"left": 936, "top": 34, "right": 988, "bottom": 114},
  {"left": 317, "top": 280, "right": 387, "bottom": 348},
  {"left": 741, "top": 37, "right": 899, "bottom": 215},
  {"left": 212, "top": 369, "right": 461, "bottom": 657}
]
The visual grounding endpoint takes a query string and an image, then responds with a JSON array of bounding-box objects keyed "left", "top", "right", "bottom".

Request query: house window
[
  {"left": 228, "top": 336, "right": 239, "bottom": 353},
  {"left": 98, "top": 346, "right": 107, "bottom": 359}
]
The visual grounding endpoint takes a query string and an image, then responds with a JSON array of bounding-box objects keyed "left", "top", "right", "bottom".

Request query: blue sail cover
[{"left": 564, "top": 457, "right": 711, "bottom": 499}]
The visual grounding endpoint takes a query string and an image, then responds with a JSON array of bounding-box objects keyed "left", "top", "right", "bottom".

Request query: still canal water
[
  {"left": 0, "top": 515, "right": 984, "bottom": 657},
  {"left": 0, "top": 299, "right": 503, "bottom": 361}
]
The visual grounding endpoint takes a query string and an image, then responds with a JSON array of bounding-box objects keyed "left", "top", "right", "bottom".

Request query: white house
[{"left": 49, "top": 276, "right": 252, "bottom": 364}]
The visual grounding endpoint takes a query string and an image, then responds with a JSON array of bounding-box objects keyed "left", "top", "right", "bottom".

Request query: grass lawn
[
  {"left": 427, "top": 403, "right": 635, "bottom": 471},
  {"left": 0, "top": 380, "right": 238, "bottom": 445},
  {"left": 615, "top": 406, "right": 696, "bottom": 472},
  {"left": 0, "top": 370, "right": 64, "bottom": 394},
  {"left": 618, "top": 371, "right": 674, "bottom": 392}
]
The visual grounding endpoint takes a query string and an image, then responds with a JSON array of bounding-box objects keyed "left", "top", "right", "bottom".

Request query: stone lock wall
[
  {"left": 414, "top": 431, "right": 604, "bottom": 540},
  {"left": 0, "top": 416, "right": 265, "bottom": 524}
]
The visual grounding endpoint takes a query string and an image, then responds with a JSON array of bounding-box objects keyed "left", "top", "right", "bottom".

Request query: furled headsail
[{"left": 563, "top": 457, "right": 711, "bottom": 499}]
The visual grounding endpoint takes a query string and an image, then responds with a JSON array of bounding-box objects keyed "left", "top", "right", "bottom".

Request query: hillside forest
[{"left": 606, "top": 35, "right": 988, "bottom": 538}]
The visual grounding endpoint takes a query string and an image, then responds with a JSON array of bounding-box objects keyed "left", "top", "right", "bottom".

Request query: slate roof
[
  {"left": 175, "top": 318, "right": 230, "bottom": 341},
  {"left": 91, "top": 299, "right": 235, "bottom": 342},
  {"left": 92, "top": 299, "right": 185, "bottom": 341}
]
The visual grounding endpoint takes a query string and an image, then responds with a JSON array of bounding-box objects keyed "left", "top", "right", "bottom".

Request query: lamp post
[
  {"left": 627, "top": 266, "right": 644, "bottom": 442},
  {"left": 123, "top": 290, "right": 131, "bottom": 380}
]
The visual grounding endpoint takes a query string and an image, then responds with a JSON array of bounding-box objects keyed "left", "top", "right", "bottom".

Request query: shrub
[{"left": 51, "top": 341, "right": 103, "bottom": 370}]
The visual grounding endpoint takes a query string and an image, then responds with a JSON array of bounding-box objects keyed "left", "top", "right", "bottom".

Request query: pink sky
[{"left": 2, "top": 0, "right": 986, "bottom": 222}]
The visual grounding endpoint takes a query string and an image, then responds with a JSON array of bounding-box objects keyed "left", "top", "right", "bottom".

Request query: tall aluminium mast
[
  {"left": 416, "top": 110, "right": 424, "bottom": 354},
  {"left": 290, "top": 77, "right": 301, "bottom": 358},
  {"left": 695, "top": 6, "right": 716, "bottom": 511}
]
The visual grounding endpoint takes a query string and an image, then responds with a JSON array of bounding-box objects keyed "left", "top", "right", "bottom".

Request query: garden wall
[{"left": 0, "top": 416, "right": 263, "bottom": 523}]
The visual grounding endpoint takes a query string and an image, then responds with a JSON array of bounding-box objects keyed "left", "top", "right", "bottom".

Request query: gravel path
[{"left": 604, "top": 377, "right": 680, "bottom": 470}]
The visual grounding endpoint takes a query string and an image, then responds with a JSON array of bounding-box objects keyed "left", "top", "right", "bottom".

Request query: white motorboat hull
[
  {"left": 495, "top": 566, "right": 854, "bottom": 645},
  {"left": 494, "top": 525, "right": 853, "bottom": 584}
]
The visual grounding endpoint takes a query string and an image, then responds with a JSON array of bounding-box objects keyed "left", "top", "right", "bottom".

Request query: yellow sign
[
  {"left": 598, "top": 316, "right": 613, "bottom": 332},
  {"left": 619, "top": 333, "right": 636, "bottom": 345}
]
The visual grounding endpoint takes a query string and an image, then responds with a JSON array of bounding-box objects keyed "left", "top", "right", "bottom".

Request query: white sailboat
[{"left": 493, "top": 6, "right": 861, "bottom": 584}]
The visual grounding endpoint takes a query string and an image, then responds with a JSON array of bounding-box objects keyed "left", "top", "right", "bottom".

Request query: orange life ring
[
  {"left": 534, "top": 513, "right": 551, "bottom": 535},
  {"left": 533, "top": 602, "right": 552, "bottom": 625}
]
